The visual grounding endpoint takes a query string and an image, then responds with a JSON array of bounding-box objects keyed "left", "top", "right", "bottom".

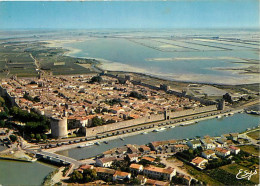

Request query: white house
[
  {"left": 191, "top": 157, "right": 208, "bottom": 170},
  {"left": 201, "top": 150, "right": 215, "bottom": 159},
  {"left": 143, "top": 165, "right": 176, "bottom": 181},
  {"left": 187, "top": 140, "right": 201, "bottom": 149},
  {"left": 200, "top": 138, "right": 215, "bottom": 150},
  {"left": 228, "top": 146, "right": 240, "bottom": 154},
  {"left": 96, "top": 157, "right": 116, "bottom": 167},
  {"left": 215, "top": 147, "right": 230, "bottom": 157}
]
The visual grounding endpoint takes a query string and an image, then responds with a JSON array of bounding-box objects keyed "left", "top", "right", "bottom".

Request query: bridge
[{"left": 27, "top": 149, "right": 83, "bottom": 168}]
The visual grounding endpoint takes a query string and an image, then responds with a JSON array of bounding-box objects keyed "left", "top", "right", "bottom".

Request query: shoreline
[
  {"left": 44, "top": 39, "right": 260, "bottom": 85},
  {"left": 45, "top": 109, "right": 243, "bottom": 154}
]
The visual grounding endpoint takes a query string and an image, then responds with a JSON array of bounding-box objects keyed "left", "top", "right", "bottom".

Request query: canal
[{"left": 57, "top": 113, "right": 259, "bottom": 160}]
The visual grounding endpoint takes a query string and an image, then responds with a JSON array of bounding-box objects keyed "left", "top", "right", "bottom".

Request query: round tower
[{"left": 50, "top": 117, "right": 68, "bottom": 138}]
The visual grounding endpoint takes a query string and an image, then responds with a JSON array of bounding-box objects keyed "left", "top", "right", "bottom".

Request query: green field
[
  {"left": 0, "top": 41, "right": 98, "bottom": 78},
  {"left": 247, "top": 130, "right": 260, "bottom": 140},
  {"left": 240, "top": 145, "right": 260, "bottom": 155}
]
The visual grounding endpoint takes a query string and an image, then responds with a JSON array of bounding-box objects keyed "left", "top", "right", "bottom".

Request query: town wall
[{"left": 85, "top": 105, "right": 218, "bottom": 137}]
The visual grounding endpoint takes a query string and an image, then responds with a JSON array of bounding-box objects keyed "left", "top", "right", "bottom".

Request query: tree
[
  {"left": 70, "top": 171, "right": 83, "bottom": 183},
  {"left": 35, "top": 134, "right": 41, "bottom": 142},
  {"left": 0, "top": 120, "right": 5, "bottom": 127},
  {"left": 30, "top": 133, "right": 35, "bottom": 139},
  {"left": 9, "top": 135, "right": 17, "bottom": 142},
  {"left": 92, "top": 116, "right": 104, "bottom": 127},
  {"left": 82, "top": 169, "right": 97, "bottom": 183},
  {"left": 0, "top": 96, "right": 5, "bottom": 106},
  {"left": 42, "top": 134, "right": 47, "bottom": 141}
]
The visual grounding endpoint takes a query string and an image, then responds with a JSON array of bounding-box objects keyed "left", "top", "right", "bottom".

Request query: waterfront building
[
  {"left": 143, "top": 165, "right": 176, "bottom": 181},
  {"left": 200, "top": 138, "right": 216, "bottom": 150},
  {"left": 187, "top": 140, "right": 201, "bottom": 149}
]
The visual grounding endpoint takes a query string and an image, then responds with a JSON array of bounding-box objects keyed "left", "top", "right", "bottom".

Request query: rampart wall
[{"left": 85, "top": 105, "right": 218, "bottom": 137}]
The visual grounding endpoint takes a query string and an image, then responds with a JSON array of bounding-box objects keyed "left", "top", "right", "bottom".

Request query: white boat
[
  {"left": 77, "top": 142, "right": 94, "bottom": 148},
  {"left": 142, "top": 132, "right": 148, "bottom": 135},
  {"left": 169, "top": 125, "right": 175, "bottom": 128},
  {"left": 95, "top": 142, "right": 100, "bottom": 145},
  {"left": 153, "top": 127, "right": 166, "bottom": 132},
  {"left": 228, "top": 112, "right": 234, "bottom": 116},
  {"left": 120, "top": 137, "right": 125, "bottom": 141},
  {"left": 216, "top": 115, "right": 222, "bottom": 119}
]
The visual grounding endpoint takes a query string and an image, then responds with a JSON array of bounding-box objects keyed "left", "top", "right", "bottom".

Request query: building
[
  {"left": 113, "top": 171, "right": 131, "bottom": 181},
  {"left": 130, "top": 163, "right": 143, "bottom": 174},
  {"left": 229, "top": 133, "right": 239, "bottom": 141},
  {"left": 141, "top": 156, "right": 155, "bottom": 163},
  {"left": 172, "top": 144, "right": 189, "bottom": 153},
  {"left": 50, "top": 117, "right": 68, "bottom": 138},
  {"left": 200, "top": 138, "right": 215, "bottom": 150},
  {"left": 201, "top": 150, "right": 215, "bottom": 159},
  {"left": 94, "top": 167, "right": 116, "bottom": 180},
  {"left": 77, "top": 164, "right": 94, "bottom": 173},
  {"left": 143, "top": 165, "right": 176, "bottom": 181},
  {"left": 146, "top": 179, "right": 170, "bottom": 186},
  {"left": 215, "top": 147, "right": 230, "bottom": 157},
  {"left": 191, "top": 157, "right": 208, "bottom": 169},
  {"left": 96, "top": 157, "right": 116, "bottom": 167},
  {"left": 127, "top": 153, "right": 139, "bottom": 162},
  {"left": 136, "top": 175, "right": 147, "bottom": 185},
  {"left": 228, "top": 146, "right": 240, "bottom": 154},
  {"left": 187, "top": 140, "right": 201, "bottom": 149}
]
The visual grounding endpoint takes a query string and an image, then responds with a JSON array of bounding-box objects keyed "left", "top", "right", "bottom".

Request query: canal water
[
  {"left": 0, "top": 160, "right": 55, "bottom": 186},
  {"left": 57, "top": 113, "right": 259, "bottom": 160}
]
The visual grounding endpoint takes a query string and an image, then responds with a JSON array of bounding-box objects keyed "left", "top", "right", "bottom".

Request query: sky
[{"left": 0, "top": 1, "right": 259, "bottom": 29}]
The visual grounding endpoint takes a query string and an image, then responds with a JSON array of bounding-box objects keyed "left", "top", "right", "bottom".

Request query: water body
[
  {"left": 0, "top": 160, "right": 55, "bottom": 186},
  {"left": 58, "top": 113, "right": 259, "bottom": 160},
  {"left": 62, "top": 32, "right": 259, "bottom": 84}
]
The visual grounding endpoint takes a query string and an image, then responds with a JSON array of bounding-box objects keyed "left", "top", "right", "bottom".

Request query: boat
[
  {"left": 228, "top": 112, "right": 234, "bottom": 116},
  {"left": 104, "top": 141, "right": 108, "bottom": 144},
  {"left": 77, "top": 142, "right": 94, "bottom": 148},
  {"left": 142, "top": 132, "right": 148, "bottom": 135},
  {"left": 153, "top": 127, "right": 166, "bottom": 132},
  {"left": 169, "top": 125, "right": 175, "bottom": 128},
  {"left": 120, "top": 137, "right": 125, "bottom": 141},
  {"left": 216, "top": 115, "right": 222, "bottom": 119},
  {"left": 95, "top": 142, "right": 100, "bottom": 145}
]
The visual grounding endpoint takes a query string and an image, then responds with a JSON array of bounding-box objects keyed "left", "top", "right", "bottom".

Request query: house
[
  {"left": 200, "top": 138, "right": 215, "bottom": 150},
  {"left": 126, "top": 144, "right": 140, "bottom": 154},
  {"left": 94, "top": 167, "right": 116, "bottom": 179},
  {"left": 129, "top": 163, "right": 143, "bottom": 174},
  {"left": 215, "top": 147, "right": 230, "bottom": 157},
  {"left": 136, "top": 175, "right": 147, "bottom": 185},
  {"left": 143, "top": 165, "right": 176, "bottom": 181},
  {"left": 201, "top": 150, "right": 215, "bottom": 159},
  {"left": 180, "top": 175, "right": 193, "bottom": 186},
  {"left": 172, "top": 144, "right": 189, "bottom": 153},
  {"left": 191, "top": 157, "right": 208, "bottom": 169},
  {"left": 127, "top": 153, "right": 139, "bottom": 162},
  {"left": 145, "top": 179, "right": 170, "bottom": 186},
  {"left": 228, "top": 146, "right": 240, "bottom": 154},
  {"left": 141, "top": 156, "right": 155, "bottom": 163},
  {"left": 139, "top": 145, "right": 151, "bottom": 154},
  {"left": 113, "top": 171, "right": 131, "bottom": 181},
  {"left": 229, "top": 133, "right": 239, "bottom": 141},
  {"left": 96, "top": 157, "right": 116, "bottom": 167},
  {"left": 187, "top": 140, "right": 201, "bottom": 149},
  {"left": 77, "top": 164, "right": 94, "bottom": 173}
]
